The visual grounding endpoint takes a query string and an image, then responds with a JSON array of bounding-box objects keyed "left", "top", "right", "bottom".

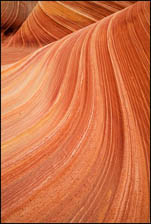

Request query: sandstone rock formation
[
  {"left": 4, "top": 1, "right": 136, "bottom": 47},
  {"left": 1, "top": 1, "right": 37, "bottom": 36},
  {"left": 1, "top": 1, "right": 150, "bottom": 223}
]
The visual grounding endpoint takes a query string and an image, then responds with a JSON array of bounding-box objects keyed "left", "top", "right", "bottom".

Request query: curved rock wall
[{"left": 1, "top": 1, "right": 150, "bottom": 223}]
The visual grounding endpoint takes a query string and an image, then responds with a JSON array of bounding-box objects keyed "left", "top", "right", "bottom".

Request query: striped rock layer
[
  {"left": 1, "top": 1, "right": 37, "bottom": 36},
  {"left": 6, "top": 1, "right": 136, "bottom": 47},
  {"left": 1, "top": 1, "right": 150, "bottom": 223},
  {"left": 0, "top": 1, "right": 136, "bottom": 65}
]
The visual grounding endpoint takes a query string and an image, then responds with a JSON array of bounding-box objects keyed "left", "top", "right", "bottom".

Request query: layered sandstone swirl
[{"left": 1, "top": 1, "right": 150, "bottom": 223}]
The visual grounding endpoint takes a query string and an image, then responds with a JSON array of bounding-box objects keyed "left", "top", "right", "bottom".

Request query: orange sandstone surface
[
  {"left": 1, "top": 1, "right": 37, "bottom": 35},
  {"left": 5, "top": 1, "right": 136, "bottom": 47},
  {"left": 1, "top": 1, "right": 136, "bottom": 65},
  {"left": 1, "top": 1, "right": 150, "bottom": 223}
]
